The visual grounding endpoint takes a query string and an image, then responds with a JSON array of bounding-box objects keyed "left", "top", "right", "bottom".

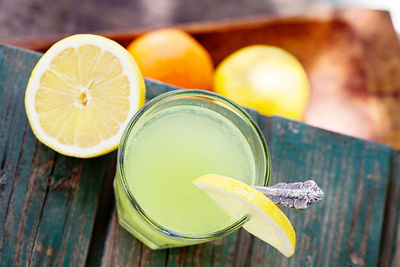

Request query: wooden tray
[
  {"left": 2, "top": 8, "right": 400, "bottom": 148},
  {"left": 1, "top": 43, "right": 400, "bottom": 266}
]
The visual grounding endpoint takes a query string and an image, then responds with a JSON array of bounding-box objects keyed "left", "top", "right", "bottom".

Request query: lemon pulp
[{"left": 25, "top": 34, "right": 145, "bottom": 158}]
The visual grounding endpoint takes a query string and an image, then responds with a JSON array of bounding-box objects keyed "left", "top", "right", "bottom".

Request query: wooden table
[{"left": 0, "top": 45, "right": 399, "bottom": 266}]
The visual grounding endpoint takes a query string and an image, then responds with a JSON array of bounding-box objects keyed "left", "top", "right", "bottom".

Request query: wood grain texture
[
  {"left": 101, "top": 211, "right": 167, "bottom": 267},
  {"left": 379, "top": 151, "right": 400, "bottom": 267},
  {"left": 257, "top": 117, "right": 392, "bottom": 266},
  {"left": 0, "top": 45, "right": 117, "bottom": 266},
  {"left": 0, "top": 44, "right": 398, "bottom": 266}
]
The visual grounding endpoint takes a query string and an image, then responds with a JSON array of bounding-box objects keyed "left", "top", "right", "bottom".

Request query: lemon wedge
[
  {"left": 25, "top": 34, "right": 145, "bottom": 158},
  {"left": 193, "top": 174, "right": 296, "bottom": 257}
]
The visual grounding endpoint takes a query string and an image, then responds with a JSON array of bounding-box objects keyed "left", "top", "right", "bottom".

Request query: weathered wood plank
[
  {"left": 379, "top": 151, "right": 400, "bottom": 267},
  {"left": 0, "top": 44, "right": 397, "bottom": 266},
  {"left": 0, "top": 45, "right": 57, "bottom": 266},
  {"left": 84, "top": 160, "right": 116, "bottom": 267},
  {"left": 252, "top": 116, "right": 392, "bottom": 266},
  {"left": 145, "top": 78, "right": 177, "bottom": 99},
  {"left": 100, "top": 211, "right": 168, "bottom": 267},
  {"left": 0, "top": 45, "right": 118, "bottom": 266},
  {"left": 165, "top": 229, "right": 254, "bottom": 267}
]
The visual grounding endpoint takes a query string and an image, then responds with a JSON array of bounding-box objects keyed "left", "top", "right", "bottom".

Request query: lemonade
[
  {"left": 125, "top": 105, "right": 255, "bottom": 234},
  {"left": 114, "top": 90, "right": 269, "bottom": 249}
]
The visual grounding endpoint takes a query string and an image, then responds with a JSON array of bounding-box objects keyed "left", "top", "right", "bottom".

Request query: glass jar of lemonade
[{"left": 114, "top": 89, "right": 270, "bottom": 249}]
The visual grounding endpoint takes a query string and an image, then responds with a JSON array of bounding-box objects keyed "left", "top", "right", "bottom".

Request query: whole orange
[{"left": 127, "top": 28, "right": 214, "bottom": 90}]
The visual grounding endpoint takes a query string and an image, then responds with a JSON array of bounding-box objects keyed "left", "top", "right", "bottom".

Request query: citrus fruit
[
  {"left": 214, "top": 45, "right": 310, "bottom": 120},
  {"left": 127, "top": 28, "right": 214, "bottom": 90},
  {"left": 193, "top": 174, "right": 296, "bottom": 257},
  {"left": 25, "top": 34, "right": 145, "bottom": 158}
]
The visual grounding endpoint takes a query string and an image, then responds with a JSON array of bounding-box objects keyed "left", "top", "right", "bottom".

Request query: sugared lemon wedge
[
  {"left": 25, "top": 34, "right": 145, "bottom": 158},
  {"left": 193, "top": 174, "right": 296, "bottom": 257}
]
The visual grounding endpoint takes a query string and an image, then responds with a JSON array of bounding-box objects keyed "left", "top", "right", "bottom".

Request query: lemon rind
[
  {"left": 194, "top": 174, "right": 295, "bottom": 257},
  {"left": 25, "top": 34, "right": 145, "bottom": 158}
]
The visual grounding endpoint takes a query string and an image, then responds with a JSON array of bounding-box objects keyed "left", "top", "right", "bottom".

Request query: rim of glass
[{"left": 117, "top": 89, "right": 270, "bottom": 241}]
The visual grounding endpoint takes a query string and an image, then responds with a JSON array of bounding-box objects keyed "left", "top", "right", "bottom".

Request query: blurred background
[{"left": 0, "top": 0, "right": 398, "bottom": 39}]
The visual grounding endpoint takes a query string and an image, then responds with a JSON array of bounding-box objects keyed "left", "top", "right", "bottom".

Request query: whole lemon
[
  {"left": 214, "top": 45, "right": 310, "bottom": 120},
  {"left": 127, "top": 28, "right": 214, "bottom": 90}
]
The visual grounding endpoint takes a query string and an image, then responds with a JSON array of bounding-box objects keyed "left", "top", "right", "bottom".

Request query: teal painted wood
[
  {"left": 0, "top": 44, "right": 397, "bottom": 266},
  {"left": 379, "top": 151, "right": 400, "bottom": 267},
  {"left": 0, "top": 45, "right": 50, "bottom": 266},
  {"left": 255, "top": 116, "right": 393, "bottom": 266},
  {"left": 0, "top": 45, "right": 118, "bottom": 266},
  {"left": 101, "top": 212, "right": 168, "bottom": 266},
  {"left": 145, "top": 78, "right": 178, "bottom": 99}
]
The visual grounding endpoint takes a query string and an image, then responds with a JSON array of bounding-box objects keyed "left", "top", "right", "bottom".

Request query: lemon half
[
  {"left": 25, "top": 34, "right": 145, "bottom": 158},
  {"left": 193, "top": 174, "right": 296, "bottom": 257}
]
